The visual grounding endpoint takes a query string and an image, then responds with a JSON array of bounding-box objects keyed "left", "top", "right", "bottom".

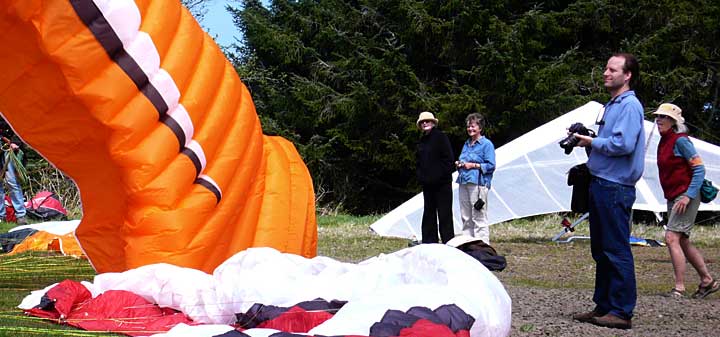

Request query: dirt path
[
  {"left": 507, "top": 285, "right": 720, "bottom": 336},
  {"left": 494, "top": 242, "right": 720, "bottom": 336}
]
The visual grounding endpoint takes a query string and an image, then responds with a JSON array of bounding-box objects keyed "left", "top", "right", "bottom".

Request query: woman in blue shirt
[{"left": 455, "top": 113, "right": 495, "bottom": 244}]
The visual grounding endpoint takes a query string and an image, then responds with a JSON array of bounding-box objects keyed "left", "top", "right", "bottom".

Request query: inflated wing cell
[{"left": 0, "top": 0, "right": 316, "bottom": 273}]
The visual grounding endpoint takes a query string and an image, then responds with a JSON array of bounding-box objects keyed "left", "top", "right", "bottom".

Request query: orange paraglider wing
[{"left": 0, "top": 0, "right": 316, "bottom": 273}]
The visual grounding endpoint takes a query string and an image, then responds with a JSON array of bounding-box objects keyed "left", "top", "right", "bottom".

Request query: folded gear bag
[
  {"left": 701, "top": 179, "right": 718, "bottom": 203},
  {"left": 457, "top": 240, "right": 507, "bottom": 271},
  {"left": 567, "top": 163, "right": 591, "bottom": 213}
]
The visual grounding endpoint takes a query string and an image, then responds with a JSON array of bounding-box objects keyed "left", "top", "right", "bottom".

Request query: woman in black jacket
[{"left": 416, "top": 111, "right": 455, "bottom": 243}]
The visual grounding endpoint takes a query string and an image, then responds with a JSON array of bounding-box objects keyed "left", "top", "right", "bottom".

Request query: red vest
[{"left": 657, "top": 132, "right": 692, "bottom": 200}]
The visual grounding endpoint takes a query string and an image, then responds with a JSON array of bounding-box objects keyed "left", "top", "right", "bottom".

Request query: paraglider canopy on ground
[
  {"left": 19, "top": 245, "right": 513, "bottom": 337},
  {"left": 0, "top": 220, "right": 83, "bottom": 256}
]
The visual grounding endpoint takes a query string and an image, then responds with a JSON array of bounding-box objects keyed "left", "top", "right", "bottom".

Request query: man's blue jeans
[
  {"left": 588, "top": 176, "right": 636, "bottom": 320},
  {"left": 0, "top": 157, "right": 26, "bottom": 219}
]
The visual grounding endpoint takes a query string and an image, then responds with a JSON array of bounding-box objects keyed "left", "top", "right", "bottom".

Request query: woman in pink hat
[{"left": 655, "top": 103, "right": 718, "bottom": 299}]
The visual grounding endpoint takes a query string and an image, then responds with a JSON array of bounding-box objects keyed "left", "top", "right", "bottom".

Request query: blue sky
[{"left": 200, "top": 1, "right": 241, "bottom": 47}]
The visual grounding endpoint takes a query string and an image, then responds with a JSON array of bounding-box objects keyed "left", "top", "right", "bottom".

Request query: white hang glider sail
[{"left": 371, "top": 101, "right": 720, "bottom": 240}]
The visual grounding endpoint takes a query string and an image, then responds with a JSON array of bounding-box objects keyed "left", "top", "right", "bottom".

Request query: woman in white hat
[
  {"left": 415, "top": 111, "right": 455, "bottom": 244},
  {"left": 655, "top": 103, "right": 718, "bottom": 299}
]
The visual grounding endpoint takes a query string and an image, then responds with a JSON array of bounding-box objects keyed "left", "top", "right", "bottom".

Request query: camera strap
[
  {"left": 597, "top": 95, "right": 622, "bottom": 125},
  {"left": 598, "top": 91, "right": 634, "bottom": 126}
]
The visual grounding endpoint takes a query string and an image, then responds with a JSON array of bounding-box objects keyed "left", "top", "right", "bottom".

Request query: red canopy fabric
[{"left": 25, "top": 280, "right": 194, "bottom": 336}]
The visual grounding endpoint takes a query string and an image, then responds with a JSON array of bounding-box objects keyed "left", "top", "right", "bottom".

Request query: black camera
[{"left": 559, "top": 123, "right": 595, "bottom": 155}]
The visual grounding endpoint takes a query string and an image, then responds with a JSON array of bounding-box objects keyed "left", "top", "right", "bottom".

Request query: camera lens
[{"left": 559, "top": 135, "right": 577, "bottom": 154}]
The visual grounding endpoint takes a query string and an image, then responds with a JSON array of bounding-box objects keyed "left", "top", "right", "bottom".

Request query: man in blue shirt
[{"left": 572, "top": 53, "right": 645, "bottom": 330}]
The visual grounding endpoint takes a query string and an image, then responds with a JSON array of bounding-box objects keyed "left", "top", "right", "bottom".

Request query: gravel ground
[
  {"left": 493, "top": 242, "right": 720, "bottom": 337},
  {"left": 507, "top": 285, "right": 720, "bottom": 336}
]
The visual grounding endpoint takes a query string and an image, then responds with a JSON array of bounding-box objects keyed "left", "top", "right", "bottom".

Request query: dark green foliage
[{"left": 229, "top": 0, "right": 720, "bottom": 214}]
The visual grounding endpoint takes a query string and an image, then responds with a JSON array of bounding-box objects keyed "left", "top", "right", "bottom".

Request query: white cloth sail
[{"left": 371, "top": 101, "right": 720, "bottom": 240}]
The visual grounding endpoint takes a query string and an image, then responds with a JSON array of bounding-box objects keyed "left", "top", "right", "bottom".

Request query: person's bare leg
[
  {"left": 679, "top": 236, "right": 713, "bottom": 286},
  {"left": 665, "top": 231, "right": 687, "bottom": 291}
]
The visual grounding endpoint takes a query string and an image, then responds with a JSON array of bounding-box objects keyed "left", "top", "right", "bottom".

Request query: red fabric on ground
[
  {"left": 397, "top": 319, "right": 470, "bottom": 337},
  {"left": 257, "top": 305, "right": 334, "bottom": 332},
  {"left": 23, "top": 280, "right": 194, "bottom": 336}
]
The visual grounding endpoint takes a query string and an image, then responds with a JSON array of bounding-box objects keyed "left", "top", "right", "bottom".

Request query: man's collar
[
  {"left": 466, "top": 136, "right": 485, "bottom": 145},
  {"left": 608, "top": 90, "right": 635, "bottom": 105}
]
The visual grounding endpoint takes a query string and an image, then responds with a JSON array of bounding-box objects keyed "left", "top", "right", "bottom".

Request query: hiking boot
[
  {"left": 16, "top": 216, "right": 27, "bottom": 226},
  {"left": 572, "top": 310, "right": 602, "bottom": 323},
  {"left": 590, "top": 313, "right": 632, "bottom": 329}
]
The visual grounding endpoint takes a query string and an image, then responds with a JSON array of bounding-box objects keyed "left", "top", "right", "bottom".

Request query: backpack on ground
[{"left": 25, "top": 191, "right": 68, "bottom": 221}]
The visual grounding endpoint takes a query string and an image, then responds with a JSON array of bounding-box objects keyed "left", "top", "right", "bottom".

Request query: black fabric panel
[
  {"left": 296, "top": 298, "right": 347, "bottom": 313},
  {"left": 370, "top": 309, "right": 418, "bottom": 336},
  {"left": 406, "top": 306, "right": 444, "bottom": 324},
  {"left": 371, "top": 304, "right": 475, "bottom": 335},
  {"left": 236, "top": 299, "right": 344, "bottom": 331},
  {"left": 369, "top": 321, "right": 403, "bottom": 337},
  {"left": 214, "top": 330, "right": 251, "bottom": 337},
  {"left": 69, "top": 0, "right": 169, "bottom": 119},
  {"left": 34, "top": 294, "right": 56, "bottom": 311},
  {"left": 0, "top": 228, "right": 37, "bottom": 253},
  {"left": 181, "top": 147, "right": 202, "bottom": 176},
  {"left": 69, "top": 0, "right": 122, "bottom": 55},
  {"left": 466, "top": 250, "right": 507, "bottom": 271},
  {"left": 236, "top": 303, "right": 286, "bottom": 329},
  {"left": 425, "top": 304, "right": 475, "bottom": 333},
  {"left": 27, "top": 207, "right": 67, "bottom": 221},
  {"left": 195, "top": 178, "right": 221, "bottom": 204},
  {"left": 162, "top": 115, "right": 187, "bottom": 152}
]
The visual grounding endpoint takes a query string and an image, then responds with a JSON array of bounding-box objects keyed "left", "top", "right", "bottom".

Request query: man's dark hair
[{"left": 613, "top": 52, "right": 640, "bottom": 89}]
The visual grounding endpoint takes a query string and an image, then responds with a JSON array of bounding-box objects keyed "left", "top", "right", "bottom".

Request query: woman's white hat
[
  {"left": 416, "top": 111, "right": 439, "bottom": 127},
  {"left": 653, "top": 103, "right": 685, "bottom": 123}
]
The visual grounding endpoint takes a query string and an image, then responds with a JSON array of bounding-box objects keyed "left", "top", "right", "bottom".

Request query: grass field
[{"left": 1, "top": 213, "right": 719, "bottom": 336}]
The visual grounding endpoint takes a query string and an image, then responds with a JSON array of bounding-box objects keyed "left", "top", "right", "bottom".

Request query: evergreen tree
[{"left": 229, "top": 0, "right": 720, "bottom": 214}]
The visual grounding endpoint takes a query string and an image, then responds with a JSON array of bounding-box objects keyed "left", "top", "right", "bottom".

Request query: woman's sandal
[
  {"left": 663, "top": 288, "right": 685, "bottom": 298},
  {"left": 692, "top": 279, "right": 720, "bottom": 299}
]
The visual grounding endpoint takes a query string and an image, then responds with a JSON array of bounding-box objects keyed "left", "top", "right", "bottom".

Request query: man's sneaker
[
  {"left": 572, "top": 310, "right": 602, "bottom": 323},
  {"left": 590, "top": 313, "right": 632, "bottom": 329},
  {"left": 16, "top": 216, "right": 27, "bottom": 226}
]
